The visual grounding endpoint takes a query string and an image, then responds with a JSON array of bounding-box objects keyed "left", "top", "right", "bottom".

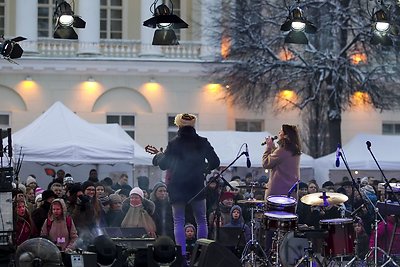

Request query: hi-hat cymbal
[
  {"left": 300, "top": 192, "right": 348, "bottom": 207},
  {"left": 237, "top": 199, "right": 267, "bottom": 204}
]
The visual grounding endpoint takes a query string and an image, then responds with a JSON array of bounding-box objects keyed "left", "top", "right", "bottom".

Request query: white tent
[
  {"left": 197, "top": 131, "right": 315, "bottom": 168},
  {"left": 93, "top": 124, "right": 153, "bottom": 165},
  {"left": 3, "top": 101, "right": 136, "bottom": 164},
  {"left": 314, "top": 133, "right": 400, "bottom": 184}
]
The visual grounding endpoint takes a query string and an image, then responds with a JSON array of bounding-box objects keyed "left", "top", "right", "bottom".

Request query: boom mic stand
[
  {"left": 337, "top": 148, "right": 381, "bottom": 267},
  {"left": 365, "top": 141, "right": 400, "bottom": 267}
]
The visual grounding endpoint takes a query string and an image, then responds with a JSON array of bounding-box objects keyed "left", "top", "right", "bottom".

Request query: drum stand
[{"left": 241, "top": 206, "right": 269, "bottom": 267}]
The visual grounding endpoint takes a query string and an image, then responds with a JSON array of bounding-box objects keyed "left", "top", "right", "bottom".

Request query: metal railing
[{"left": 24, "top": 38, "right": 203, "bottom": 60}]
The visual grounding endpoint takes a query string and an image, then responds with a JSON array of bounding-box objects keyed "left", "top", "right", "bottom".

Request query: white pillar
[
  {"left": 16, "top": 0, "right": 38, "bottom": 54},
  {"left": 140, "top": 0, "right": 162, "bottom": 57},
  {"left": 200, "top": 0, "right": 220, "bottom": 60},
  {"left": 78, "top": 0, "right": 100, "bottom": 55}
]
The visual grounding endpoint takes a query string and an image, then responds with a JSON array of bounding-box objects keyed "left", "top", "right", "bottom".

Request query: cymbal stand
[{"left": 241, "top": 205, "right": 269, "bottom": 266}]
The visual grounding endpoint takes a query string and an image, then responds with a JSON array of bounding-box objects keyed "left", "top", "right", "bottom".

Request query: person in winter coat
[
  {"left": 40, "top": 198, "right": 78, "bottom": 251},
  {"left": 150, "top": 182, "right": 174, "bottom": 239},
  {"left": 14, "top": 199, "right": 37, "bottom": 246},
  {"left": 152, "top": 113, "right": 220, "bottom": 258}
]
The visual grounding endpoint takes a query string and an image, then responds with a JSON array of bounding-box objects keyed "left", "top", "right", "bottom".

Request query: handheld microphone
[
  {"left": 366, "top": 141, "right": 371, "bottom": 150},
  {"left": 287, "top": 180, "right": 299, "bottom": 197},
  {"left": 245, "top": 144, "right": 251, "bottom": 168},
  {"left": 261, "top": 136, "right": 278, "bottom": 146},
  {"left": 335, "top": 143, "right": 341, "bottom": 167}
]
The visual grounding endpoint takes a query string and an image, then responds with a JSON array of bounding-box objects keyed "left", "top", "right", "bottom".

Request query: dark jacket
[{"left": 153, "top": 126, "right": 220, "bottom": 204}]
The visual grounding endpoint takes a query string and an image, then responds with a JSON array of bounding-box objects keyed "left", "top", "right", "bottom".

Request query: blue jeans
[{"left": 172, "top": 199, "right": 208, "bottom": 255}]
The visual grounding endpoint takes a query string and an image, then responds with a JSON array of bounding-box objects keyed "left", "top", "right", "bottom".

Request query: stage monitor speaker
[
  {"left": 189, "top": 238, "right": 242, "bottom": 267},
  {"left": 217, "top": 227, "right": 246, "bottom": 247}
]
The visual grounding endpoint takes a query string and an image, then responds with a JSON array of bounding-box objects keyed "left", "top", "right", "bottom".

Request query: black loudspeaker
[{"left": 189, "top": 239, "right": 242, "bottom": 267}]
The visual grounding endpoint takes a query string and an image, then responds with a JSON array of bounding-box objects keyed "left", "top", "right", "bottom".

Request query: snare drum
[
  {"left": 264, "top": 211, "right": 298, "bottom": 232},
  {"left": 319, "top": 218, "right": 355, "bottom": 258},
  {"left": 266, "top": 195, "right": 297, "bottom": 213}
]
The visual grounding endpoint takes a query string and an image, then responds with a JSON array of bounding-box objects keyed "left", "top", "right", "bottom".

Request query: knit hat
[
  {"left": 17, "top": 183, "right": 26, "bottom": 194},
  {"left": 63, "top": 176, "right": 74, "bottom": 185},
  {"left": 152, "top": 182, "right": 167, "bottom": 193},
  {"left": 230, "top": 205, "right": 242, "bottom": 216},
  {"left": 174, "top": 113, "right": 196, "bottom": 128},
  {"left": 26, "top": 176, "right": 37, "bottom": 186},
  {"left": 220, "top": 191, "right": 235, "bottom": 202},
  {"left": 109, "top": 193, "right": 122, "bottom": 204},
  {"left": 322, "top": 181, "right": 335, "bottom": 188},
  {"left": 129, "top": 187, "right": 144, "bottom": 199},
  {"left": 184, "top": 223, "right": 196, "bottom": 232},
  {"left": 35, "top": 187, "right": 44, "bottom": 196},
  {"left": 42, "top": 189, "right": 57, "bottom": 201},
  {"left": 35, "top": 194, "right": 42, "bottom": 203},
  {"left": 118, "top": 188, "right": 130, "bottom": 198}
]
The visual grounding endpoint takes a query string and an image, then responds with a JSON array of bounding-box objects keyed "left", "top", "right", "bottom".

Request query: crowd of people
[{"left": 7, "top": 118, "right": 400, "bottom": 267}]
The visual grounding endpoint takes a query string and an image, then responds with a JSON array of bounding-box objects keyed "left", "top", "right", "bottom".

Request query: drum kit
[{"left": 235, "top": 183, "right": 360, "bottom": 267}]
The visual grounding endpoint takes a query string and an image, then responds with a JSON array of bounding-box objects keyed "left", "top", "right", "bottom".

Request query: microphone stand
[
  {"left": 188, "top": 151, "right": 246, "bottom": 242},
  {"left": 338, "top": 150, "right": 383, "bottom": 267},
  {"left": 365, "top": 143, "right": 400, "bottom": 267}
]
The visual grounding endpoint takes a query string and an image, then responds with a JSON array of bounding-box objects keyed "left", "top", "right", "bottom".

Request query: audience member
[
  {"left": 121, "top": 187, "right": 156, "bottom": 237},
  {"left": 150, "top": 182, "right": 174, "bottom": 239},
  {"left": 40, "top": 198, "right": 78, "bottom": 251}
]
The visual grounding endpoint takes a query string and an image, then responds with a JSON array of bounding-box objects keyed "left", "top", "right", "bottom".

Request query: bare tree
[{"left": 204, "top": 0, "right": 400, "bottom": 157}]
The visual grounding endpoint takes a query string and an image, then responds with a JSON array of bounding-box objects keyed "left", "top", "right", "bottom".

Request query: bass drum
[{"left": 279, "top": 231, "right": 308, "bottom": 267}]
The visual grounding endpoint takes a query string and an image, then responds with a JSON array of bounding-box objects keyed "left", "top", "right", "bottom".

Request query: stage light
[
  {"left": 53, "top": 0, "right": 86, "bottom": 39},
  {"left": 0, "top": 36, "right": 26, "bottom": 62},
  {"left": 280, "top": 7, "right": 317, "bottom": 44},
  {"left": 143, "top": 0, "right": 188, "bottom": 45}
]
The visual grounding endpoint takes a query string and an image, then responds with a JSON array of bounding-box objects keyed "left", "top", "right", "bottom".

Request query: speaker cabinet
[{"left": 189, "top": 239, "right": 242, "bottom": 267}]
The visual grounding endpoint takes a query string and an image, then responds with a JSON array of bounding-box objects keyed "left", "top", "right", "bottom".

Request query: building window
[
  {"left": 171, "top": 0, "right": 181, "bottom": 39},
  {"left": 106, "top": 114, "right": 135, "bottom": 139},
  {"left": 235, "top": 120, "right": 263, "bottom": 132},
  {"left": 38, "top": 0, "right": 56, "bottom": 38},
  {"left": 100, "top": 0, "right": 123, "bottom": 39},
  {"left": 0, "top": 0, "right": 5, "bottom": 34},
  {"left": 382, "top": 122, "right": 400, "bottom": 135},
  {"left": 0, "top": 113, "right": 10, "bottom": 138}
]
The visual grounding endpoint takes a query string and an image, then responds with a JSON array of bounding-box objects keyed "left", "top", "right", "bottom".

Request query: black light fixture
[
  {"left": 143, "top": 0, "right": 188, "bottom": 45},
  {"left": 370, "top": 6, "right": 398, "bottom": 46},
  {"left": 280, "top": 6, "right": 317, "bottom": 44},
  {"left": 0, "top": 35, "right": 26, "bottom": 62},
  {"left": 53, "top": 0, "right": 86, "bottom": 39}
]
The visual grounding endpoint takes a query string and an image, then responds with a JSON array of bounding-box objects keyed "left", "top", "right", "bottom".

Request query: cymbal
[
  {"left": 238, "top": 199, "right": 267, "bottom": 204},
  {"left": 300, "top": 192, "right": 348, "bottom": 207}
]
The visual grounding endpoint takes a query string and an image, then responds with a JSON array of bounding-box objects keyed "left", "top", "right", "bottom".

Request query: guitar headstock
[{"left": 145, "top": 145, "right": 160, "bottom": 155}]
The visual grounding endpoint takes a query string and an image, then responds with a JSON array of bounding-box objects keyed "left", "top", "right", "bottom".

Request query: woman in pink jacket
[{"left": 262, "top": 124, "right": 301, "bottom": 199}]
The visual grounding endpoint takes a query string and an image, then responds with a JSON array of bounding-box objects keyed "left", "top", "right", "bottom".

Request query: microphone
[
  {"left": 335, "top": 143, "right": 341, "bottom": 167},
  {"left": 245, "top": 144, "right": 251, "bottom": 168},
  {"left": 287, "top": 180, "right": 299, "bottom": 197},
  {"left": 261, "top": 136, "right": 278, "bottom": 146},
  {"left": 366, "top": 141, "right": 371, "bottom": 150}
]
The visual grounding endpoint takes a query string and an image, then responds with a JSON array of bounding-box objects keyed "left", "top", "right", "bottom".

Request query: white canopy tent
[
  {"left": 197, "top": 130, "right": 315, "bottom": 168},
  {"left": 314, "top": 133, "right": 400, "bottom": 184},
  {"left": 2, "top": 101, "right": 136, "bottom": 164}
]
